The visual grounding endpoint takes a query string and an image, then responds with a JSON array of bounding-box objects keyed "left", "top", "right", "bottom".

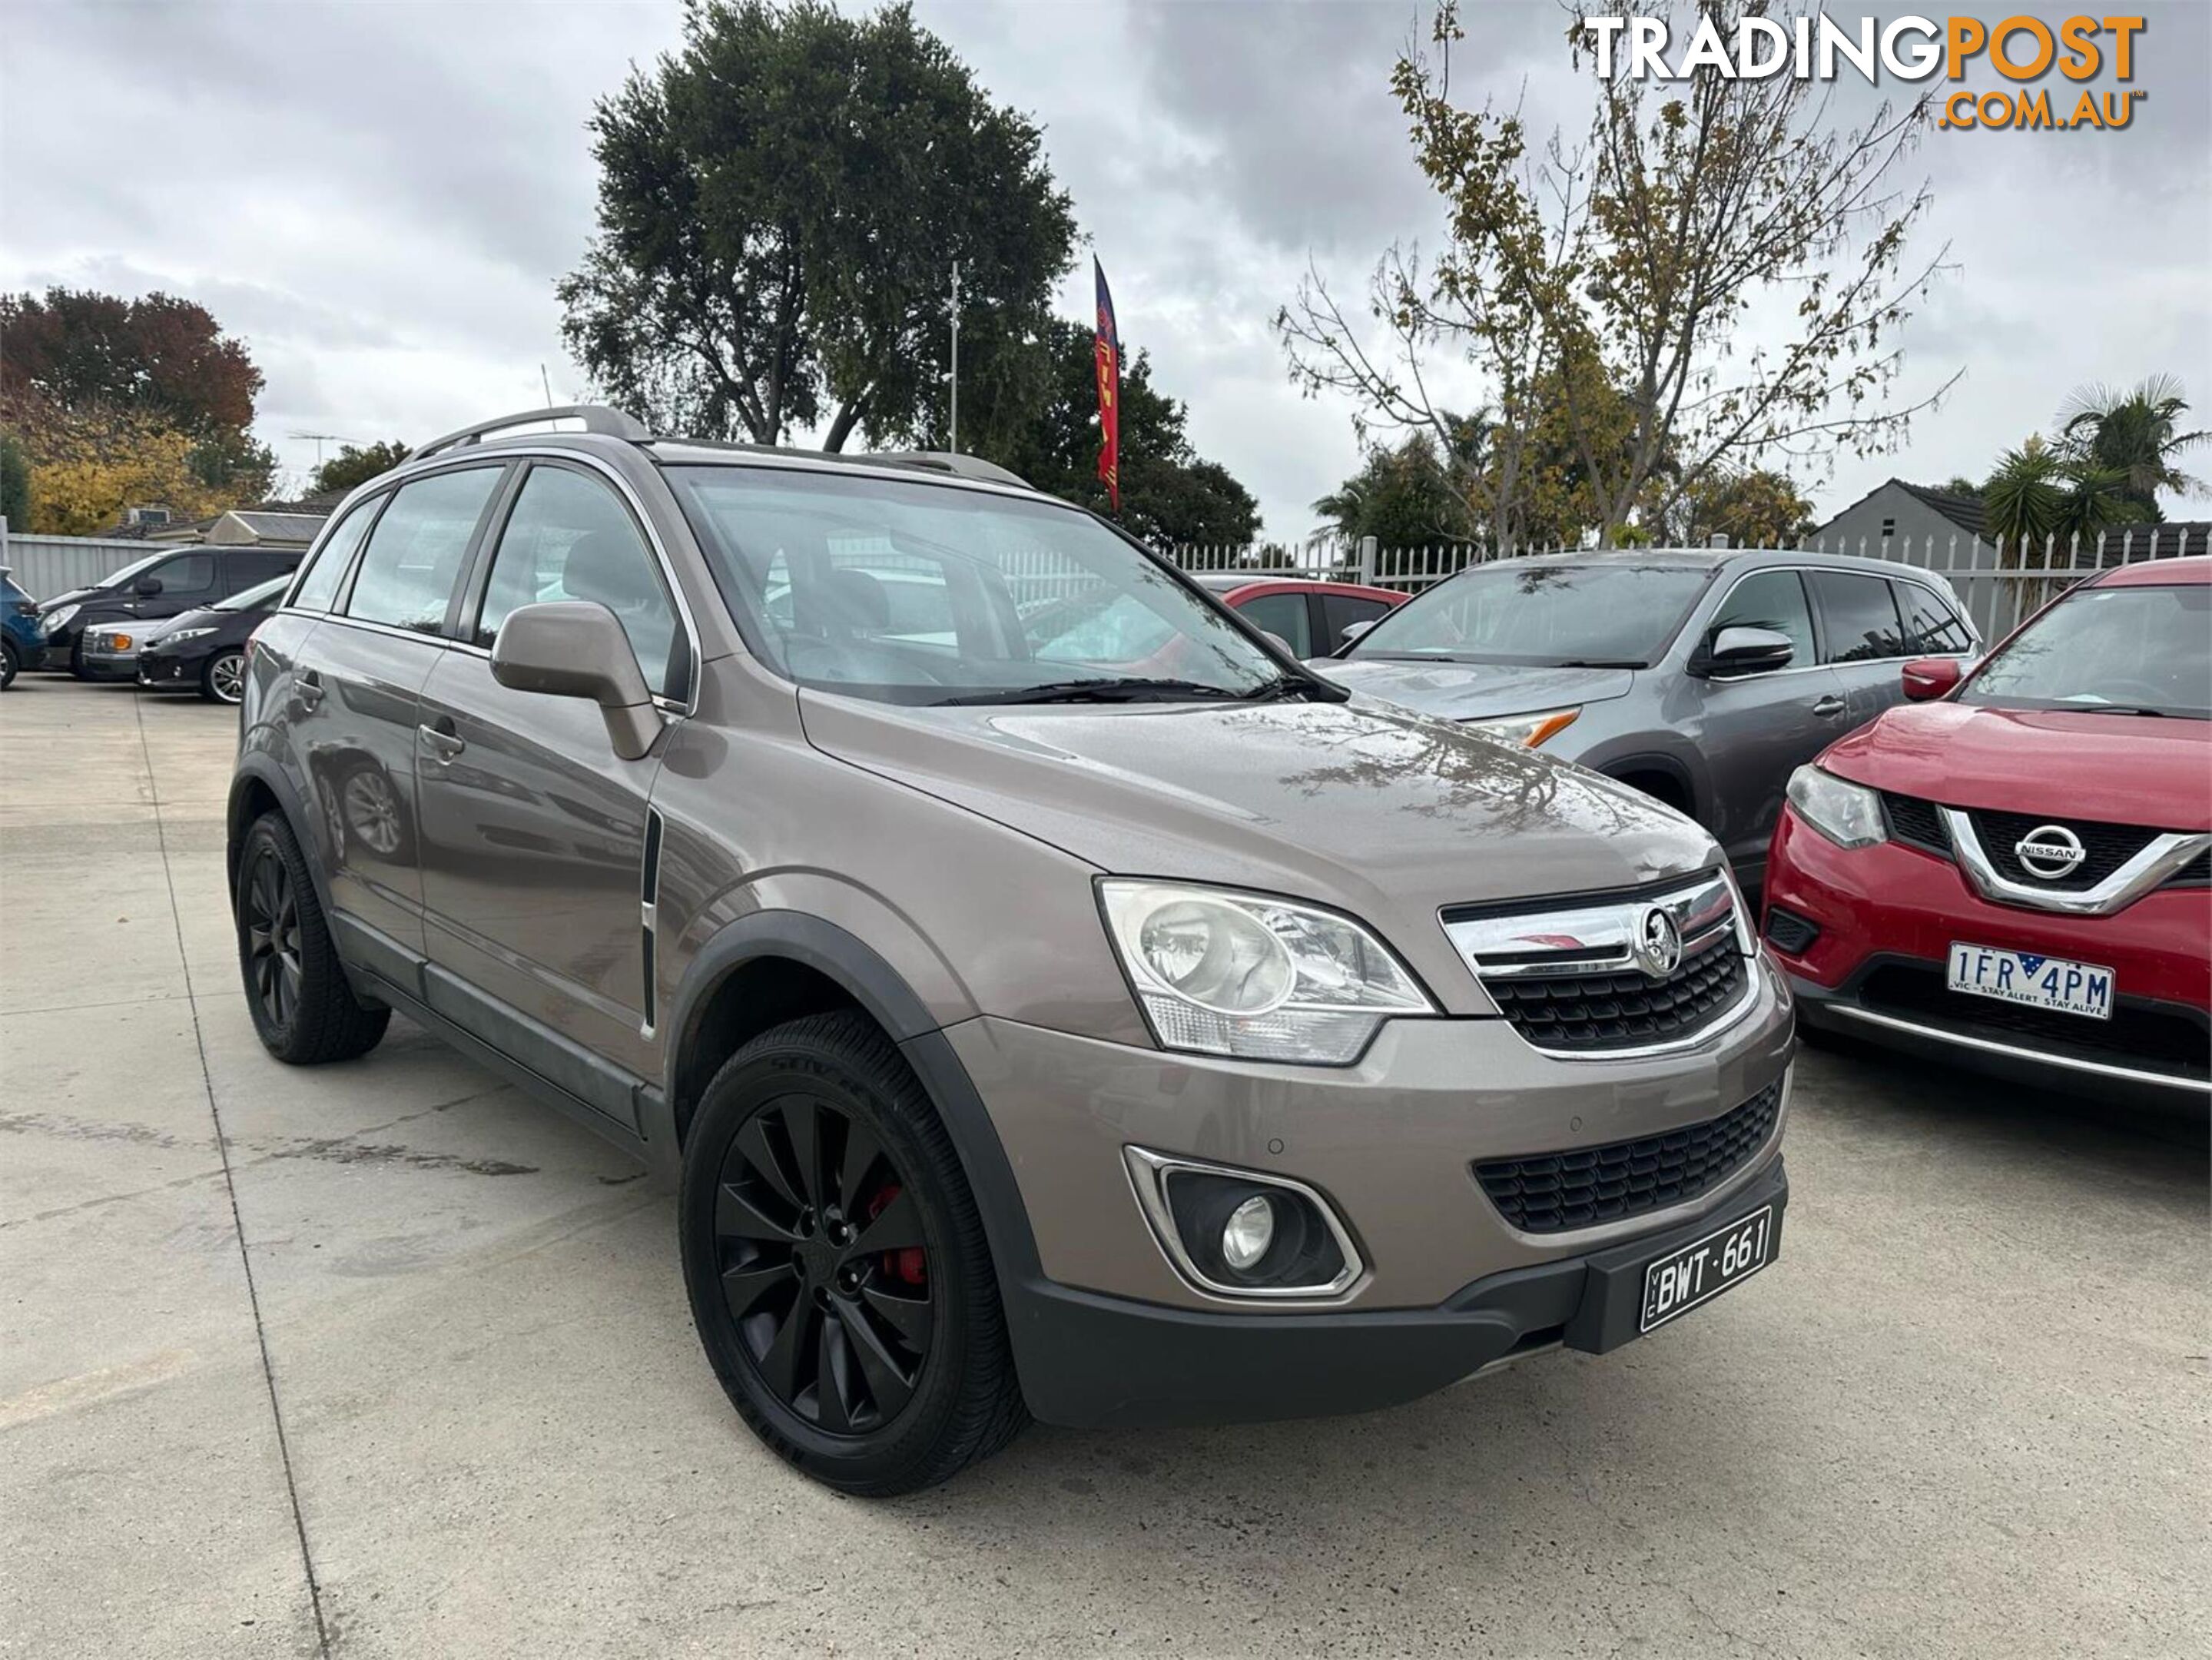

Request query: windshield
[
  {"left": 91, "top": 551, "right": 173, "bottom": 590},
  {"left": 214, "top": 576, "right": 290, "bottom": 612},
  {"left": 1343, "top": 561, "right": 1713, "bottom": 667},
  {"left": 1962, "top": 582, "right": 2210, "bottom": 719},
  {"left": 667, "top": 466, "right": 1285, "bottom": 705}
]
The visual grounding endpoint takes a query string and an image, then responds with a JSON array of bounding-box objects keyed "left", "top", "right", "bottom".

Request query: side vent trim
[{"left": 639, "top": 806, "right": 665, "bottom": 1034}]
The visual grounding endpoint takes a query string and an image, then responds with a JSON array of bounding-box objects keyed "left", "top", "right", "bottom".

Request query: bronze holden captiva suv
[{"left": 229, "top": 407, "right": 1795, "bottom": 1494}]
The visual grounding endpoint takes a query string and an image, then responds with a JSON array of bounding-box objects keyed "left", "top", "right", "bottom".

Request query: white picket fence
[{"left": 1162, "top": 526, "right": 2206, "bottom": 644}]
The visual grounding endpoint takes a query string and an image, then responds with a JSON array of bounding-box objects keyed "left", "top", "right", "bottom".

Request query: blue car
[{"left": 1, "top": 566, "right": 41, "bottom": 689}]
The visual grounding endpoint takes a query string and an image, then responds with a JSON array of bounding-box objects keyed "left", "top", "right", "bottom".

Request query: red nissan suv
[{"left": 1763, "top": 556, "right": 2210, "bottom": 1106}]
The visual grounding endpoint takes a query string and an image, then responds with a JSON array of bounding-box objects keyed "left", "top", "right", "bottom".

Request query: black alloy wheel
[
  {"left": 713, "top": 1094, "right": 934, "bottom": 1434},
  {"left": 242, "top": 845, "right": 303, "bottom": 1031},
  {"left": 680, "top": 1012, "right": 1027, "bottom": 1494},
  {"left": 234, "top": 811, "right": 390, "bottom": 1064}
]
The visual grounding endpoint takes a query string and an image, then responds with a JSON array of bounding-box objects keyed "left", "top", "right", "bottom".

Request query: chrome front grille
[{"left": 1441, "top": 868, "right": 1756, "bottom": 1057}]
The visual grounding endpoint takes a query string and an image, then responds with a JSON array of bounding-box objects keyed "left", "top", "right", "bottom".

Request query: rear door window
[
  {"left": 290, "top": 498, "right": 381, "bottom": 613},
  {"left": 1235, "top": 589, "right": 1314, "bottom": 656},
  {"left": 1809, "top": 571, "right": 1906, "bottom": 662},
  {"left": 1892, "top": 580, "right": 1974, "bottom": 654},
  {"left": 343, "top": 467, "right": 503, "bottom": 634}
]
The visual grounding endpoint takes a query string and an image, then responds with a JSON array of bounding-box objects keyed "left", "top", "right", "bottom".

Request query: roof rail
[
  {"left": 863, "top": 451, "right": 1032, "bottom": 490},
  {"left": 409, "top": 405, "right": 651, "bottom": 462}
]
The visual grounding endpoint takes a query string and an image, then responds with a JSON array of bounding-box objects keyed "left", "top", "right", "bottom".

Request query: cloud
[{"left": 2, "top": 0, "right": 2206, "bottom": 530}]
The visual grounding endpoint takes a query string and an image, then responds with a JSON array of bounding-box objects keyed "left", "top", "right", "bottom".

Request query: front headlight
[
  {"left": 41, "top": 604, "right": 80, "bottom": 636},
  {"left": 1466, "top": 706, "right": 1580, "bottom": 749},
  {"left": 164, "top": 627, "right": 216, "bottom": 644},
  {"left": 1786, "top": 765, "right": 1886, "bottom": 850},
  {"left": 1099, "top": 880, "right": 1434, "bottom": 1064}
]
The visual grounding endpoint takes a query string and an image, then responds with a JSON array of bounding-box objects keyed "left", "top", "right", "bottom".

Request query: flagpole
[{"left": 948, "top": 261, "right": 961, "bottom": 453}]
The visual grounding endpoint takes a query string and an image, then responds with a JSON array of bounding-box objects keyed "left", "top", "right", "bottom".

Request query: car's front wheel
[
  {"left": 678, "top": 1011, "right": 1027, "bottom": 1495},
  {"left": 1, "top": 639, "right": 16, "bottom": 689},
  {"left": 235, "top": 810, "right": 390, "bottom": 1064},
  {"left": 201, "top": 649, "right": 247, "bottom": 705}
]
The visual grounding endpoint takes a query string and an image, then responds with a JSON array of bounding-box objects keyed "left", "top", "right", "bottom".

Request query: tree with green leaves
[
  {"left": 559, "top": 0, "right": 1075, "bottom": 452},
  {"left": 2057, "top": 376, "right": 2207, "bottom": 521},
  {"left": 992, "top": 320, "right": 1259, "bottom": 546},
  {"left": 1312, "top": 433, "right": 1476, "bottom": 546},
  {"left": 312, "top": 440, "right": 412, "bottom": 497},
  {"left": 1285, "top": 0, "right": 1955, "bottom": 546},
  {"left": 0, "top": 433, "right": 29, "bottom": 529}
]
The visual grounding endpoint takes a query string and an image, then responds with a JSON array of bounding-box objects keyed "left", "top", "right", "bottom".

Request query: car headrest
[
  {"left": 558, "top": 533, "right": 643, "bottom": 611},
  {"left": 818, "top": 567, "right": 890, "bottom": 634}
]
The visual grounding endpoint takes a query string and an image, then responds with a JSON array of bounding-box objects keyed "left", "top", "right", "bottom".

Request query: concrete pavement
[{"left": 2, "top": 672, "right": 2206, "bottom": 1658}]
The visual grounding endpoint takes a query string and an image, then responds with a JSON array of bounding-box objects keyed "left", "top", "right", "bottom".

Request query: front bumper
[
  {"left": 1013, "top": 1154, "right": 1788, "bottom": 1426},
  {"left": 947, "top": 948, "right": 1793, "bottom": 1320},
  {"left": 136, "top": 649, "right": 205, "bottom": 688},
  {"left": 1766, "top": 808, "right": 2210, "bottom": 1102}
]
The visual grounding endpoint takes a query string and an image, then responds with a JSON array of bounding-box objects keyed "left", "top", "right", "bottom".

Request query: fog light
[{"left": 1222, "top": 1194, "right": 1275, "bottom": 1270}]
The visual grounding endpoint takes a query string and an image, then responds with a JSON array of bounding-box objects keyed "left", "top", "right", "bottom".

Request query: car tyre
[
  {"left": 68, "top": 636, "right": 90, "bottom": 680},
  {"left": 0, "top": 638, "right": 16, "bottom": 689},
  {"left": 679, "top": 1011, "right": 1028, "bottom": 1495},
  {"left": 201, "top": 649, "right": 247, "bottom": 705},
  {"left": 235, "top": 810, "right": 390, "bottom": 1064}
]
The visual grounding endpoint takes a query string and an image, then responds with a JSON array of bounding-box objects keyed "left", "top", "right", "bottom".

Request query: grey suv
[
  {"left": 229, "top": 407, "right": 1795, "bottom": 1494},
  {"left": 1316, "top": 550, "right": 1980, "bottom": 893}
]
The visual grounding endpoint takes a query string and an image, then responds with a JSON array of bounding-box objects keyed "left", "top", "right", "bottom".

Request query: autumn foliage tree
[{"left": 0, "top": 287, "right": 275, "bottom": 530}]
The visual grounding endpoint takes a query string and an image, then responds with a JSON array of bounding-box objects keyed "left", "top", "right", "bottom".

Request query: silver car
[{"left": 1316, "top": 549, "right": 1980, "bottom": 893}]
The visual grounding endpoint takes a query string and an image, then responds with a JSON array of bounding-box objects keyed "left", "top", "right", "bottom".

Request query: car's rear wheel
[
  {"left": 678, "top": 1011, "right": 1026, "bottom": 1495},
  {"left": 201, "top": 649, "right": 246, "bottom": 705},
  {"left": 235, "top": 811, "right": 390, "bottom": 1064}
]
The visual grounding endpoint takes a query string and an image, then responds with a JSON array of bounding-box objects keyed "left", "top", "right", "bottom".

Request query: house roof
[
  {"left": 1891, "top": 480, "right": 1988, "bottom": 538},
  {"left": 227, "top": 510, "right": 327, "bottom": 540}
]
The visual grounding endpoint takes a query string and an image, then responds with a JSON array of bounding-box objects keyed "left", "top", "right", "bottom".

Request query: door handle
[
  {"left": 296, "top": 669, "right": 324, "bottom": 712},
  {"left": 1812, "top": 695, "right": 1847, "bottom": 718},
  {"left": 418, "top": 720, "right": 466, "bottom": 762}
]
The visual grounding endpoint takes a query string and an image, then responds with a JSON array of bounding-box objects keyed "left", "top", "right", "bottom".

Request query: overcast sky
[{"left": 5, "top": 1, "right": 2207, "bottom": 538}]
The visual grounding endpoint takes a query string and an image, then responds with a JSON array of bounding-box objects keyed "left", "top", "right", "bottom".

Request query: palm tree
[
  {"left": 2057, "top": 375, "right": 2208, "bottom": 519},
  {"left": 1981, "top": 436, "right": 2130, "bottom": 559}
]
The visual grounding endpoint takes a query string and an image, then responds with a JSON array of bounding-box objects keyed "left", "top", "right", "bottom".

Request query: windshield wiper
[
  {"left": 937, "top": 677, "right": 1255, "bottom": 706},
  {"left": 1552, "top": 658, "right": 1645, "bottom": 669},
  {"left": 938, "top": 672, "right": 1349, "bottom": 707}
]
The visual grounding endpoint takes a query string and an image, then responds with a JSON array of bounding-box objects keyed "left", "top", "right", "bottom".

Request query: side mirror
[
  {"left": 489, "top": 601, "right": 662, "bottom": 760},
  {"left": 1704, "top": 625, "right": 1794, "bottom": 677},
  {"left": 1335, "top": 618, "right": 1379, "bottom": 656},
  {"left": 134, "top": 576, "right": 164, "bottom": 598},
  {"left": 1902, "top": 656, "right": 1963, "bottom": 701},
  {"left": 1259, "top": 629, "right": 1295, "bottom": 656}
]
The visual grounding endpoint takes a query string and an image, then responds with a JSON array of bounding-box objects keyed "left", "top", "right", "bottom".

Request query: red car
[
  {"left": 1763, "top": 556, "right": 2210, "bottom": 1106},
  {"left": 1189, "top": 573, "right": 1407, "bottom": 658}
]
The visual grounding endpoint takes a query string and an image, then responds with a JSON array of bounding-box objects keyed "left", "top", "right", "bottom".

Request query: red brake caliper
[{"left": 864, "top": 1184, "right": 927, "bottom": 1288}]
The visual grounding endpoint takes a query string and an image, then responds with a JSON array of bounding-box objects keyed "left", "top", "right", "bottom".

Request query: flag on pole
[{"left": 1092, "top": 257, "right": 1121, "bottom": 513}]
